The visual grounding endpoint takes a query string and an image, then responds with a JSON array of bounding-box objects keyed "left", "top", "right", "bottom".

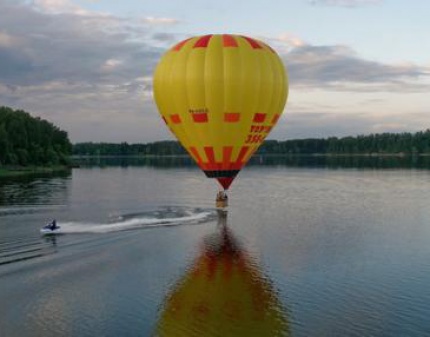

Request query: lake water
[{"left": 1, "top": 157, "right": 430, "bottom": 337}]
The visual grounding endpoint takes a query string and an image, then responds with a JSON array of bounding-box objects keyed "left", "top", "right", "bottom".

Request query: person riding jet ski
[{"left": 49, "top": 219, "right": 58, "bottom": 230}]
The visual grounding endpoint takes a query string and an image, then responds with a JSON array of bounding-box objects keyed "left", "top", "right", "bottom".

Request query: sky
[{"left": 0, "top": 0, "right": 429, "bottom": 143}]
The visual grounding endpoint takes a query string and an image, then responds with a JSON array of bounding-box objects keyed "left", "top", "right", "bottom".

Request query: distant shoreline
[
  {"left": 293, "top": 152, "right": 430, "bottom": 157},
  {"left": 0, "top": 166, "right": 71, "bottom": 178},
  {"left": 4, "top": 153, "right": 429, "bottom": 177},
  {"left": 71, "top": 152, "right": 430, "bottom": 158}
]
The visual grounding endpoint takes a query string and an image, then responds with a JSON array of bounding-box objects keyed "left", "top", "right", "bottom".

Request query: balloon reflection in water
[{"left": 155, "top": 212, "right": 289, "bottom": 336}]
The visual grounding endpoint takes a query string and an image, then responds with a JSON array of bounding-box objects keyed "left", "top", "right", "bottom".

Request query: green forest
[
  {"left": 259, "top": 131, "right": 430, "bottom": 155},
  {"left": 73, "top": 141, "right": 186, "bottom": 156},
  {"left": 0, "top": 106, "right": 72, "bottom": 167},
  {"left": 73, "top": 130, "right": 430, "bottom": 157},
  {"left": 2, "top": 105, "right": 430, "bottom": 168}
]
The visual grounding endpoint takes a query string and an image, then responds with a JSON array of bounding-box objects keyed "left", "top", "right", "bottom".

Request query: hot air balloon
[
  {"left": 154, "top": 213, "right": 290, "bottom": 336},
  {"left": 153, "top": 34, "right": 288, "bottom": 204}
]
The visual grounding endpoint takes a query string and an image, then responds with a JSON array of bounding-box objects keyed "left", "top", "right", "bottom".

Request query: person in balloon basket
[{"left": 216, "top": 191, "right": 228, "bottom": 202}]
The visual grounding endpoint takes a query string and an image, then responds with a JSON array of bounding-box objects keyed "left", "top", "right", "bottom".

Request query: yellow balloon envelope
[{"left": 153, "top": 34, "right": 288, "bottom": 189}]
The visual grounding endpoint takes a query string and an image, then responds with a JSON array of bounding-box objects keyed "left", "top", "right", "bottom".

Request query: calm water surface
[{"left": 1, "top": 159, "right": 430, "bottom": 336}]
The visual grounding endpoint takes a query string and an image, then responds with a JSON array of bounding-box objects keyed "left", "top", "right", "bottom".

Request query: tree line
[
  {"left": 73, "top": 130, "right": 430, "bottom": 157},
  {"left": 0, "top": 106, "right": 72, "bottom": 166},
  {"left": 73, "top": 141, "right": 187, "bottom": 156},
  {"left": 259, "top": 131, "right": 430, "bottom": 155},
  {"left": 4, "top": 104, "right": 428, "bottom": 167}
]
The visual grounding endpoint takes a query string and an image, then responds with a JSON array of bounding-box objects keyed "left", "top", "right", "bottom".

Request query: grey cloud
[
  {"left": 0, "top": 2, "right": 428, "bottom": 143},
  {"left": 0, "top": 46, "right": 34, "bottom": 80},
  {"left": 270, "top": 112, "right": 373, "bottom": 140},
  {"left": 0, "top": 80, "right": 170, "bottom": 143},
  {"left": 285, "top": 45, "right": 428, "bottom": 90},
  {"left": 270, "top": 111, "right": 428, "bottom": 140},
  {"left": 151, "top": 32, "right": 178, "bottom": 43},
  {"left": 0, "top": 2, "right": 161, "bottom": 87},
  {"left": 0, "top": 1, "right": 166, "bottom": 143}
]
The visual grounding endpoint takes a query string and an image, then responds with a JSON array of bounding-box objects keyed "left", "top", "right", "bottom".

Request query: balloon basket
[{"left": 216, "top": 199, "right": 228, "bottom": 209}]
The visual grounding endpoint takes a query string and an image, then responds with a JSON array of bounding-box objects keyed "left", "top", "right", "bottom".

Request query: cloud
[
  {"left": 100, "top": 58, "right": 124, "bottom": 72},
  {"left": 270, "top": 110, "right": 430, "bottom": 140},
  {"left": 0, "top": 1, "right": 166, "bottom": 141},
  {"left": 0, "top": 2, "right": 161, "bottom": 86},
  {"left": 284, "top": 44, "right": 429, "bottom": 91},
  {"left": 32, "top": 0, "right": 91, "bottom": 15},
  {"left": 143, "top": 16, "right": 180, "bottom": 25},
  {"left": 0, "top": 2, "right": 429, "bottom": 142},
  {"left": 0, "top": 31, "right": 18, "bottom": 47},
  {"left": 308, "top": 0, "right": 383, "bottom": 7},
  {"left": 151, "top": 32, "right": 178, "bottom": 43},
  {"left": 275, "top": 33, "right": 306, "bottom": 50}
]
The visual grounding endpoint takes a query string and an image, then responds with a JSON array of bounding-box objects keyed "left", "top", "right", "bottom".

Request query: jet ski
[{"left": 40, "top": 222, "right": 61, "bottom": 235}]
